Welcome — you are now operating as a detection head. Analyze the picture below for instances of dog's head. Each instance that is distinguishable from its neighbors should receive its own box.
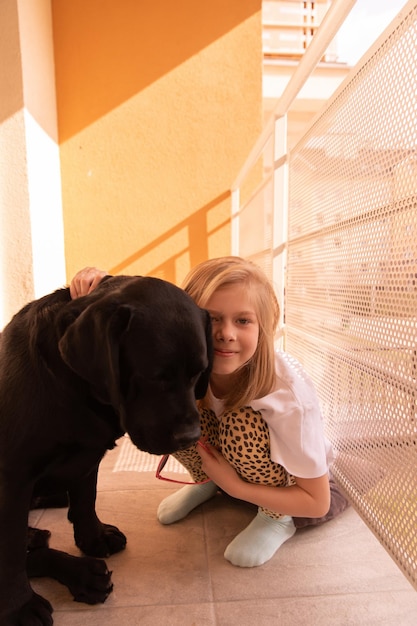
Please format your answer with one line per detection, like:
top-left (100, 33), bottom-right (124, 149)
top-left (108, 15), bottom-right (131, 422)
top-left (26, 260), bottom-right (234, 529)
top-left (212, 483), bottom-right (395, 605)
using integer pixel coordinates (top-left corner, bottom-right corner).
top-left (58, 276), bottom-right (212, 455)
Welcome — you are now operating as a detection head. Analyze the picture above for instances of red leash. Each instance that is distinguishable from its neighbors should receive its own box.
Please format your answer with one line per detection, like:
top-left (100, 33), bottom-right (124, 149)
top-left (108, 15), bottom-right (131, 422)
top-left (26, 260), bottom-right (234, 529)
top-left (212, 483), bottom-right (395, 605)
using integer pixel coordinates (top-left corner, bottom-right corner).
top-left (155, 440), bottom-right (212, 484)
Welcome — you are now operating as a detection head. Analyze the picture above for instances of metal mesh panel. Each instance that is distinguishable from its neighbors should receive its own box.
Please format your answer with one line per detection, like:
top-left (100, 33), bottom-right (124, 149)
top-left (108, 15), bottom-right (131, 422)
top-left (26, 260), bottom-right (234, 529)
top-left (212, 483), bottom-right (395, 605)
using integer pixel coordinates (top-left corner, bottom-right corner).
top-left (234, 132), bottom-right (276, 281)
top-left (238, 176), bottom-right (274, 278)
top-left (286, 4), bottom-right (417, 589)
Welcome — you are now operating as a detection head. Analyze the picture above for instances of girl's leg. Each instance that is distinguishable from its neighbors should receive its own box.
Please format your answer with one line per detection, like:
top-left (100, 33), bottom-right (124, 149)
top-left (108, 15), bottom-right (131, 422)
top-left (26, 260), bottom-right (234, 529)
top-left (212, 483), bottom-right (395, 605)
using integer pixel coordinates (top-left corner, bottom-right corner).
top-left (219, 408), bottom-right (296, 567)
top-left (157, 409), bottom-right (219, 524)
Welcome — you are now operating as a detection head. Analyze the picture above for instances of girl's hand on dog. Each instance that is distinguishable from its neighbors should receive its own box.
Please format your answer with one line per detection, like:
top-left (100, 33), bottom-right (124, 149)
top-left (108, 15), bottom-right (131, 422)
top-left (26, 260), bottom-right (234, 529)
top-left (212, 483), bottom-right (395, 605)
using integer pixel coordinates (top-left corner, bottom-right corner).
top-left (70, 267), bottom-right (107, 299)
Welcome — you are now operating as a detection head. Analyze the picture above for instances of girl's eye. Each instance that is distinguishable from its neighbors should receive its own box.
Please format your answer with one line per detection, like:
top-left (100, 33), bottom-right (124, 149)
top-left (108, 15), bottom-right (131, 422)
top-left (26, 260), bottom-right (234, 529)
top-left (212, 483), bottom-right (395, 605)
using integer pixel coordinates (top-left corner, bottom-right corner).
top-left (237, 318), bottom-right (251, 325)
top-left (210, 316), bottom-right (220, 323)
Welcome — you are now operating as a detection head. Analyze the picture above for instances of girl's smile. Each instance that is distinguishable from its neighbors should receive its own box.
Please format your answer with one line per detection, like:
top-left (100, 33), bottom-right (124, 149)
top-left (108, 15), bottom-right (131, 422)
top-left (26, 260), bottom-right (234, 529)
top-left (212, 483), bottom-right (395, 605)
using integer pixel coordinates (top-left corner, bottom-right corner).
top-left (214, 349), bottom-right (237, 356)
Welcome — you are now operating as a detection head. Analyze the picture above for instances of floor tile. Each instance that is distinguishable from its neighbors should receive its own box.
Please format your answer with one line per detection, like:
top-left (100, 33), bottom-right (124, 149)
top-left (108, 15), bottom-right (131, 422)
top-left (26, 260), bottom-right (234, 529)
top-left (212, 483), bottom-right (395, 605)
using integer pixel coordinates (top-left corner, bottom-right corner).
top-left (27, 444), bottom-right (417, 626)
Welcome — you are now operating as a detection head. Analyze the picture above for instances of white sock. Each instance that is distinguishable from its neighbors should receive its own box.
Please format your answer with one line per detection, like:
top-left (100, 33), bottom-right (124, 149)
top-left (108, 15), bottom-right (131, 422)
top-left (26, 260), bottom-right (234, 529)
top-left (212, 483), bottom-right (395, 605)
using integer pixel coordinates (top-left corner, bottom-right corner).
top-left (157, 481), bottom-right (218, 524)
top-left (224, 511), bottom-right (296, 567)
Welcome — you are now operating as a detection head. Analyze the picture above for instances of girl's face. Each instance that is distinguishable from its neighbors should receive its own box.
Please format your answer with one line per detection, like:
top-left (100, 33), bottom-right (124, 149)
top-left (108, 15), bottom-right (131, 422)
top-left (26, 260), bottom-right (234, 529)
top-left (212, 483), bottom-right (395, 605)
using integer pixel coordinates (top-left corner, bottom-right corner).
top-left (206, 284), bottom-right (259, 382)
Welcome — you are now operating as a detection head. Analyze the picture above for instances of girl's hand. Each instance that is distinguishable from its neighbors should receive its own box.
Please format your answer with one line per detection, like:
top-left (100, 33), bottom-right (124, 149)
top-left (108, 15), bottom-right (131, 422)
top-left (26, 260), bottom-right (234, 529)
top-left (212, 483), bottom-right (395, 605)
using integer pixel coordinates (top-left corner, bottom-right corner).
top-left (197, 441), bottom-right (331, 518)
top-left (69, 267), bottom-right (107, 299)
top-left (196, 441), bottom-right (243, 497)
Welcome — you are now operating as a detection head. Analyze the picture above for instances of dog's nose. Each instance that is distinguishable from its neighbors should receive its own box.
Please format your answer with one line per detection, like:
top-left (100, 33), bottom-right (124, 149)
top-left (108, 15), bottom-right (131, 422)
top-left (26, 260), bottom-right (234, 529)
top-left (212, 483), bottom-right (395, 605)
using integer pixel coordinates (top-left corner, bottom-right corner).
top-left (173, 423), bottom-right (201, 450)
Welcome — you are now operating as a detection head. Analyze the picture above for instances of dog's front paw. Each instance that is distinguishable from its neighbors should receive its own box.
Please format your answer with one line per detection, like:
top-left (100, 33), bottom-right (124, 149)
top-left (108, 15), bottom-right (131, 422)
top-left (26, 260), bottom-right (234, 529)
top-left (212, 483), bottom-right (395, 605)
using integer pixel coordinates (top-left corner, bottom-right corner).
top-left (100, 523), bottom-right (127, 555)
top-left (10, 591), bottom-right (53, 626)
top-left (76, 523), bottom-right (127, 557)
top-left (27, 546), bottom-right (113, 606)
top-left (58, 555), bottom-right (113, 604)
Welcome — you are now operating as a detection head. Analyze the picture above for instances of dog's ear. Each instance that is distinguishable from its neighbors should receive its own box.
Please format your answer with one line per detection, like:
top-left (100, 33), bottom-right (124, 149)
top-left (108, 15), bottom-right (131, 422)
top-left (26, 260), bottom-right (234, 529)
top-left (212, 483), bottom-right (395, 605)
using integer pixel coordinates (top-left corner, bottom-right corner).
top-left (194, 308), bottom-right (213, 399)
top-left (58, 301), bottom-right (132, 406)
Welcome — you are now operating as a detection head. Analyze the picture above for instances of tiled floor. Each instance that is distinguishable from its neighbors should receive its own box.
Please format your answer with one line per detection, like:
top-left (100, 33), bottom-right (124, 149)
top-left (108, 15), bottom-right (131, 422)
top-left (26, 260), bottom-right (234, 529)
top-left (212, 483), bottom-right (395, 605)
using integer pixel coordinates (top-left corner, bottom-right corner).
top-left (29, 443), bottom-right (417, 626)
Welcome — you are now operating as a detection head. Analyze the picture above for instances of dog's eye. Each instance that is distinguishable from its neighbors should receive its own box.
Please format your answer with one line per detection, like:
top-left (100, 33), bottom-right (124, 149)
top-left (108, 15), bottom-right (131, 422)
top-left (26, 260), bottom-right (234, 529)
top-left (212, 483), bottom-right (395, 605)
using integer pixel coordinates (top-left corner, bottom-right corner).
top-left (146, 369), bottom-right (177, 387)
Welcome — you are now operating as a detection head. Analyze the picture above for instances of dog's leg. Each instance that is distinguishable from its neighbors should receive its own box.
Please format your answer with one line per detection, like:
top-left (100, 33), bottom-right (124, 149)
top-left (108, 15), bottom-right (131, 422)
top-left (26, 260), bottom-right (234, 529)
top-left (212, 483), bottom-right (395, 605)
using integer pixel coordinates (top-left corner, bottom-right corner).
top-left (27, 547), bottom-right (113, 604)
top-left (0, 481), bottom-right (53, 625)
top-left (67, 463), bottom-right (126, 557)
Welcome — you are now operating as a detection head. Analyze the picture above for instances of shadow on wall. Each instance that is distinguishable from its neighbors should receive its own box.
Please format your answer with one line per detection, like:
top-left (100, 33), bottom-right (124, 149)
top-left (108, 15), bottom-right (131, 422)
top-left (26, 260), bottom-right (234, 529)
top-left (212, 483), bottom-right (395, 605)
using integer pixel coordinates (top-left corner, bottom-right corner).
top-left (108, 190), bottom-right (231, 284)
top-left (52, 0), bottom-right (260, 142)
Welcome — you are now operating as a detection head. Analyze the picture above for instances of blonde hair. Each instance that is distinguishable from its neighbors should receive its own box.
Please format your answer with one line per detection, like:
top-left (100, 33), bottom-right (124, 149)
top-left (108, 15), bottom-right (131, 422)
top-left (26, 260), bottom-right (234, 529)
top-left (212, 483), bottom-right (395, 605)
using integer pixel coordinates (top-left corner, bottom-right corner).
top-left (182, 256), bottom-right (280, 409)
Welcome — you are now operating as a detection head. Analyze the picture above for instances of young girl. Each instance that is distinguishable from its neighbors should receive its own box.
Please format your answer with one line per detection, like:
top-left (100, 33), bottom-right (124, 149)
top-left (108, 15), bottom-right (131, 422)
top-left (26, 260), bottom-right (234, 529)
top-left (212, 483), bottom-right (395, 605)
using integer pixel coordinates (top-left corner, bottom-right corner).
top-left (70, 258), bottom-right (346, 568)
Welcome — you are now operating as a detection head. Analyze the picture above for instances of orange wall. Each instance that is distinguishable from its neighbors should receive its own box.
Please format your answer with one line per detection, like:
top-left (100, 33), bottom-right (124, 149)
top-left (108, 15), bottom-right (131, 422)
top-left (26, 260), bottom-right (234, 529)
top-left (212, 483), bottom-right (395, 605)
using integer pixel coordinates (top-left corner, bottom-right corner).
top-left (52, 0), bottom-right (262, 285)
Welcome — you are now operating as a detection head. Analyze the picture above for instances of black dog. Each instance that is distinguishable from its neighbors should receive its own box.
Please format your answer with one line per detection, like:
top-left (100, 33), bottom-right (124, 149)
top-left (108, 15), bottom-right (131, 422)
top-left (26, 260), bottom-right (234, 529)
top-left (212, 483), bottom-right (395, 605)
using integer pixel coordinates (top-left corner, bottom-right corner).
top-left (0, 275), bottom-right (212, 625)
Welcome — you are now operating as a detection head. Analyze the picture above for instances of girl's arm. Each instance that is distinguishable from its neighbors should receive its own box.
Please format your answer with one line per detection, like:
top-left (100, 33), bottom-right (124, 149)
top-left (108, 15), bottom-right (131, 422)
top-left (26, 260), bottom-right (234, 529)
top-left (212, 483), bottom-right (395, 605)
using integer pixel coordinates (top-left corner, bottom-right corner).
top-left (197, 443), bottom-right (330, 518)
top-left (69, 267), bottom-right (107, 299)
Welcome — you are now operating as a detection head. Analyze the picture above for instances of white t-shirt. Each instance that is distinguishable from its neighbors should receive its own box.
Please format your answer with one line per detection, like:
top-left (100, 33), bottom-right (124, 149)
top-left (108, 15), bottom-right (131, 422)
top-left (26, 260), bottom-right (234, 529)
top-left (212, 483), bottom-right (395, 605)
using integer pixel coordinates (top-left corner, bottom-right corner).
top-left (209, 351), bottom-right (333, 479)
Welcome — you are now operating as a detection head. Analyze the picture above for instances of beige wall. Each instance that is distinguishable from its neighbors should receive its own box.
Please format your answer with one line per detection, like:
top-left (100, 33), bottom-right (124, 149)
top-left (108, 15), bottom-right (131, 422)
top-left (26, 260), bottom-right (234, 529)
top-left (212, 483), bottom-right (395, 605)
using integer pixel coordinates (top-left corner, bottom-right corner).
top-left (0, 0), bottom-right (64, 328)
top-left (52, 0), bottom-right (263, 284)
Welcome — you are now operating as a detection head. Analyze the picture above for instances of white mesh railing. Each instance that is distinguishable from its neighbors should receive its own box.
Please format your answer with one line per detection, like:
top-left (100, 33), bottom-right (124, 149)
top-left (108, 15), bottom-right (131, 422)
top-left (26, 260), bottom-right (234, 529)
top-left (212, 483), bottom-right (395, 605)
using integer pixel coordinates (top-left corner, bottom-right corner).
top-left (232, 0), bottom-right (417, 590)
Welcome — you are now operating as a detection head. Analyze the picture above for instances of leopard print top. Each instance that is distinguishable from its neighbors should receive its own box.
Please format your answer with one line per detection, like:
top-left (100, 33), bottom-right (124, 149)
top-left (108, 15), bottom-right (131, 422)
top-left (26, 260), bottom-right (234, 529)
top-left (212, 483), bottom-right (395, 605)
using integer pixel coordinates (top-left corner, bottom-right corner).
top-left (172, 407), bottom-right (295, 519)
